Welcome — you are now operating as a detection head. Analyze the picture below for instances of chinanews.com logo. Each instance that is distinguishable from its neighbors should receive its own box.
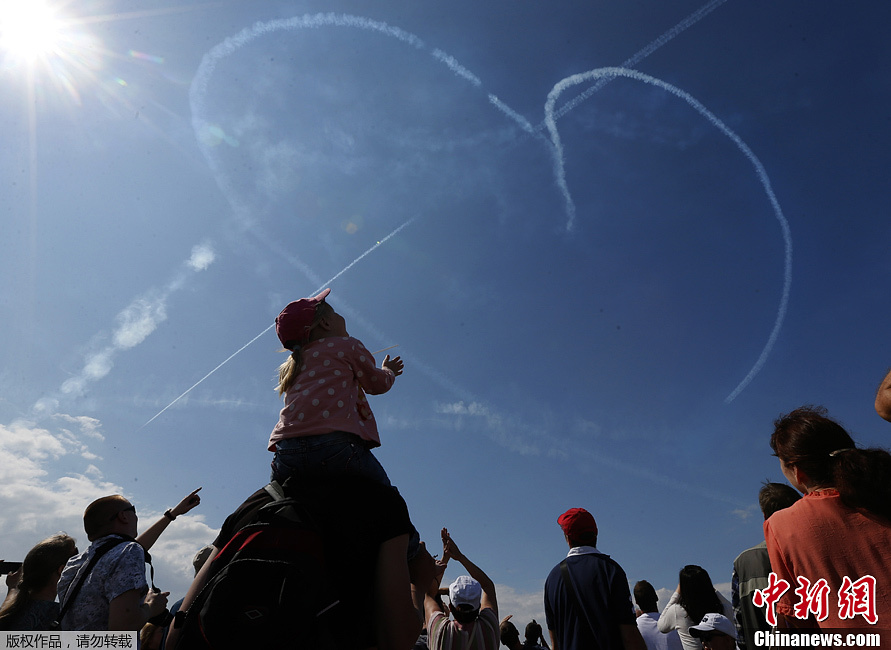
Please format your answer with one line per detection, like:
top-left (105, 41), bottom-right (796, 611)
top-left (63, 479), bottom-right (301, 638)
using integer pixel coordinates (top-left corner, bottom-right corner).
top-left (753, 630), bottom-right (881, 647)
top-left (750, 573), bottom-right (882, 648)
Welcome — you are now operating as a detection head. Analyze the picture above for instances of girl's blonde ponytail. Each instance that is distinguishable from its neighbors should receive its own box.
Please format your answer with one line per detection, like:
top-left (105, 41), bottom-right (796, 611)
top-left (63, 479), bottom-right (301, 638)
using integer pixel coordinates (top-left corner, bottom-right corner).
top-left (275, 301), bottom-right (333, 396)
top-left (276, 350), bottom-right (302, 396)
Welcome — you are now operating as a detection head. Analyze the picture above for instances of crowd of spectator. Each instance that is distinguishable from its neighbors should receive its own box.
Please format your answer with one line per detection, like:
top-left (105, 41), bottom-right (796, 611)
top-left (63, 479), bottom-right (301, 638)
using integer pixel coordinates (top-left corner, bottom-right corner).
top-left (3, 363), bottom-right (890, 649)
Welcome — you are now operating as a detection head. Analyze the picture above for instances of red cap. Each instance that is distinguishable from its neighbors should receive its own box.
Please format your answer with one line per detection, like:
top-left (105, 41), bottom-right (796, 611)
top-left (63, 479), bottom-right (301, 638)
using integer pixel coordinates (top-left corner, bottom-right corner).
top-left (557, 508), bottom-right (597, 538)
top-left (275, 288), bottom-right (331, 348)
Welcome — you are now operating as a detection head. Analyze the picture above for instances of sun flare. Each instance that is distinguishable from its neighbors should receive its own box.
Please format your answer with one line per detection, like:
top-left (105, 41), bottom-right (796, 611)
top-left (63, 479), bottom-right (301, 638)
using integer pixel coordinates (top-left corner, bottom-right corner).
top-left (0, 0), bottom-right (67, 61)
top-left (0, 0), bottom-right (65, 62)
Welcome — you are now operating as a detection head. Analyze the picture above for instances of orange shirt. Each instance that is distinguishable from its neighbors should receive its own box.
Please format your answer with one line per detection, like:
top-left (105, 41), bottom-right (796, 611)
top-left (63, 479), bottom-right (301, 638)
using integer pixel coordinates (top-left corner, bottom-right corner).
top-left (764, 488), bottom-right (891, 633)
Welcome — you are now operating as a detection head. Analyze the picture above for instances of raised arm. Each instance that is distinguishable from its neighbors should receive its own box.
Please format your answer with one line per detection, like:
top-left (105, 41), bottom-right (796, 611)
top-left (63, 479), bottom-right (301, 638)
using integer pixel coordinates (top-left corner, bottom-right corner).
top-left (423, 548), bottom-right (450, 627)
top-left (876, 368), bottom-right (891, 421)
top-left (441, 528), bottom-right (497, 617)
top-left (165, 543), bottom-right (219, 649)
top-left (136, 488), bottom-right (202, 551)
top-left (108, 587), bottom-right (168, 631)
top-left (3, 567), bottom-right (21, 609)
top-left (657, 589), bottom-right (681, 633)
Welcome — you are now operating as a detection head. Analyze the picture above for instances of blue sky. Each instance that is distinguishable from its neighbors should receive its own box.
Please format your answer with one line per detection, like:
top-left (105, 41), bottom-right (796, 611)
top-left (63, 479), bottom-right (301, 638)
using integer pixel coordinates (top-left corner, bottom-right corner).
top-left (2, 0), bottom-right (890, 627)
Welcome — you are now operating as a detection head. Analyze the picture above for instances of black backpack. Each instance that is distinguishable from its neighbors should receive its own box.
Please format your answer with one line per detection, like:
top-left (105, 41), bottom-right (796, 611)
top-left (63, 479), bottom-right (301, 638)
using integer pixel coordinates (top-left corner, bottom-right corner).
top-left (173, 481), bottom-right (345, 649)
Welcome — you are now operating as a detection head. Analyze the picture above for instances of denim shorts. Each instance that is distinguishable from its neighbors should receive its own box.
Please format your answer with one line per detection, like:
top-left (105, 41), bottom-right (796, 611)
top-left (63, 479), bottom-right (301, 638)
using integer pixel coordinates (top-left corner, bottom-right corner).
top-left (270, 431), bottom-right (420, 559)
top-left (271, 431), bottom-right (391, 486)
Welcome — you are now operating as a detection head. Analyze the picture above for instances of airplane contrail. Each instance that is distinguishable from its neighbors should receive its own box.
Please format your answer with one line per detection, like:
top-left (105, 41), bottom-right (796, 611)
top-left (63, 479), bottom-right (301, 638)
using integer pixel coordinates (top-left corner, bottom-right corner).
top-left (140, 217), bottom-right (417, 429)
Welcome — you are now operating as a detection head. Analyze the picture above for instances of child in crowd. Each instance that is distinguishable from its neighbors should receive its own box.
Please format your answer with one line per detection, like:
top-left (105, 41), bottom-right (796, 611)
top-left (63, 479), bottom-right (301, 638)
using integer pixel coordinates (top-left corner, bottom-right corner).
top-left (270, 287), bottom-right (403, 482)
top-left (269, 288), bottom-right (419, 554)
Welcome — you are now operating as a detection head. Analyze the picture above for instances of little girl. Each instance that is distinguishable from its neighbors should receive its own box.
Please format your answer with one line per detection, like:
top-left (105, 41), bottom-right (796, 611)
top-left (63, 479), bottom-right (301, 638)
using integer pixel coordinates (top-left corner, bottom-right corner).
top-left (269, 287), bottom-right (405, 489)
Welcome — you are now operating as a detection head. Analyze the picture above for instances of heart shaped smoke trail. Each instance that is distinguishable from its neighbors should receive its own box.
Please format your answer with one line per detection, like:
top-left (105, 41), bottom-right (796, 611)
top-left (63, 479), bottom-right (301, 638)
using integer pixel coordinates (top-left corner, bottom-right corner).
top-left (145, 2), bottom-right (790, 429)
top-left (544, 66), bottom-right (791, 402)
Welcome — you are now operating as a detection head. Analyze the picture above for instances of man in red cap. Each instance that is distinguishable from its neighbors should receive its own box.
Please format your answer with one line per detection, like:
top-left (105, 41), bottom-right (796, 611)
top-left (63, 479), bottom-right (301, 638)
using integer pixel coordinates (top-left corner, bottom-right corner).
top-left (544, 508), bottom-right (646, 650)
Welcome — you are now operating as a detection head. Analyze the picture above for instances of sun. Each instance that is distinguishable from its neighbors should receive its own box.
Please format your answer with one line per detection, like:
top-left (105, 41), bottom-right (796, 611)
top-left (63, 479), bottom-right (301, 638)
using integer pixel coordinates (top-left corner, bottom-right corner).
top-left (0, 0), bottom-right (65, 63)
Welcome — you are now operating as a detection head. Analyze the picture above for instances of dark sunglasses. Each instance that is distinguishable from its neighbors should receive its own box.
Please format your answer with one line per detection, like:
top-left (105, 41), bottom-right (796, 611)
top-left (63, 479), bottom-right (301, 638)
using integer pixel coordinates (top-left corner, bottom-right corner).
top-left (110, 504), bottom-right (136, 521)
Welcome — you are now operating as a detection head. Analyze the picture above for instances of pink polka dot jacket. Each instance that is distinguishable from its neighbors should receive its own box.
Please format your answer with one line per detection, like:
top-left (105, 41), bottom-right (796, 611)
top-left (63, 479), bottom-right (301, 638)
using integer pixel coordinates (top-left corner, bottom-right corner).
top-left (268, 336), bottom-right (396, 450)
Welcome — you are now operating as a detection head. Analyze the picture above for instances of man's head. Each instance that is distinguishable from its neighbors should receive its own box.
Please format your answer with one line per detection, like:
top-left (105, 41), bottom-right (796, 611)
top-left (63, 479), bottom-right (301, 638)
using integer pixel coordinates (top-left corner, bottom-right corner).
top-left (758, 481), bottom-right (801, 520)
top-left (689, 613), bottom-right (737, 650)
top-left (192, 545), bottom-right (215, 575)
top-left (449, 575), bottom-right (482, 624)
top-left (83, 495), bottom-right (137, 541)
top-left (557, 507), bottom-right (598, 548)
top-left (633, 580), bottom-right (659, 614)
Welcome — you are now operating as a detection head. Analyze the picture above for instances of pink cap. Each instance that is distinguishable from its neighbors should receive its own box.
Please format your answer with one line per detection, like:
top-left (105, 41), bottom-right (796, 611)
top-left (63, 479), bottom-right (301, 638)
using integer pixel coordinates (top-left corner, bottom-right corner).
top-left (275, 288), bottom-right (331, 348)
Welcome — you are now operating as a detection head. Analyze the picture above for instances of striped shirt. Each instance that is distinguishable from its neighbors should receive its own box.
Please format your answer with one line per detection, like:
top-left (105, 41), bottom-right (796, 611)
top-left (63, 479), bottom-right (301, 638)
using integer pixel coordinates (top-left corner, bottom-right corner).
top-left (428, 607), bottom-right (499, 650)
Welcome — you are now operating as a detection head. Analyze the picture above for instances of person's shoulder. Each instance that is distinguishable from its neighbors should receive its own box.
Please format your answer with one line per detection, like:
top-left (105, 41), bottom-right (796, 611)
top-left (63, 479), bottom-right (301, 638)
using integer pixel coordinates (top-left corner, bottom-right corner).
top-left (427, 609), bottom-right (449, 633)
top-left (580, 550), bottom-right (630, 578)
top-left (91, 536), bottom-right (143, 563)
top-left (733, 540), bottom-right (768, 564)
top-left (62, 548), bottom-right (88, 573)
top-left (215, 486), bottom-right (275, 546)
top-left (479, 607), bottom-right (499, 625)
top-left (545, 559), bottom-right (565, 583)
top-left (764, 496), bottom-right (809, 532)
top-left (101, 540), bottom-right (147, 577)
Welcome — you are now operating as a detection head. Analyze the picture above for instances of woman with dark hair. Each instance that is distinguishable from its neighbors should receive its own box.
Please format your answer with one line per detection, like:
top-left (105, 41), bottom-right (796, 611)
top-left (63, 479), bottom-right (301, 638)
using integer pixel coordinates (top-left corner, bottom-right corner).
top-left (0, 534), bottom-right (77, 631)
top-left (658, 566), bottom-right (732, 650)
top-left (765, 405), bottom-right (891, 631)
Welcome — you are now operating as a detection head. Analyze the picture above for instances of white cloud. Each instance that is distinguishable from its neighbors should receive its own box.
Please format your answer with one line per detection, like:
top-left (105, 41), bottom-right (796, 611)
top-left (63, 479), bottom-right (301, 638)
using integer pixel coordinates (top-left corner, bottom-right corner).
top-left (187, 243), bottom-right (216, 271)
top-left (435, 401), bottom-right (488, 416)
top-left (0, 416), bottom-right (219, 600)
top-left (655, 586), bottom-right (676, 608)
top-left (435, 400), bottom-right (542, 456)
top-left (732, 504), bottom-right (758, 522)
top-left (54, 414), bottom-right (105, 440)
top-left (38, 243), bottom-right (218, 410)
top-left (0, 418), bottom-right (121, 540)
top-left (113, 297), bottom-right (167, 349)
top-left (82, 349), bottom-right (114, 380)
top-left (495, 583), bottom-right (546, 630)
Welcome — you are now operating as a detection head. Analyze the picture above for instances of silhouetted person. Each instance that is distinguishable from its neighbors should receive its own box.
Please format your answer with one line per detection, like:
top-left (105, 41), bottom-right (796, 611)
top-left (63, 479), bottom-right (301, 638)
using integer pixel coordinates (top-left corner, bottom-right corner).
top-left (544, 508), bottom-right (645, 650)
top-left (730, 482), bottom-right (799, 650)
top-left (633, 580), bottom-right (681, 650)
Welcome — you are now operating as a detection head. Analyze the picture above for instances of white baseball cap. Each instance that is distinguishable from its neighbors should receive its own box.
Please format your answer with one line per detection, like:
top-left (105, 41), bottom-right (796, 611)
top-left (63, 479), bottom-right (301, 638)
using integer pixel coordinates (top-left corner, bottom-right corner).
top-left (689, 613), bottom-right (737, 639)
top-left (449, 575), bottom-right (482, 610)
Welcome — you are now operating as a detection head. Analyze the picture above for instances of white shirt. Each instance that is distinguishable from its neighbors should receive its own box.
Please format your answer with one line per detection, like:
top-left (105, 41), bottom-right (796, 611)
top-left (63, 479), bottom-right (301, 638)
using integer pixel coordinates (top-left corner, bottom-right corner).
top-left (637, 612), bottom-right (683, 650)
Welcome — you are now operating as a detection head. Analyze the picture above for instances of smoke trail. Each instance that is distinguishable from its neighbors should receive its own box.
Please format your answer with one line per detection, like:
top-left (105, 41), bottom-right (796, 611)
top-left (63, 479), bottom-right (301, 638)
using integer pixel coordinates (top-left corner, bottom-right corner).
top-left (488, 94), bottom-right (536, 134)
top-left (432, 49), bottom-right (482, 87)
top-left (547, 0), bottom-right (729, 126)
top-left (189, 13), bottom-right (536, 191)
top-left (546, 66), bottom-right (791, 401)
top-left (140, 217), bottom-right (417, 428)
top-left (191, 13), bottom-right (425, 124)
top-left (543, 0), bottom-right (731, 231)
top-left (542, 93), bottom-right (576, 231)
